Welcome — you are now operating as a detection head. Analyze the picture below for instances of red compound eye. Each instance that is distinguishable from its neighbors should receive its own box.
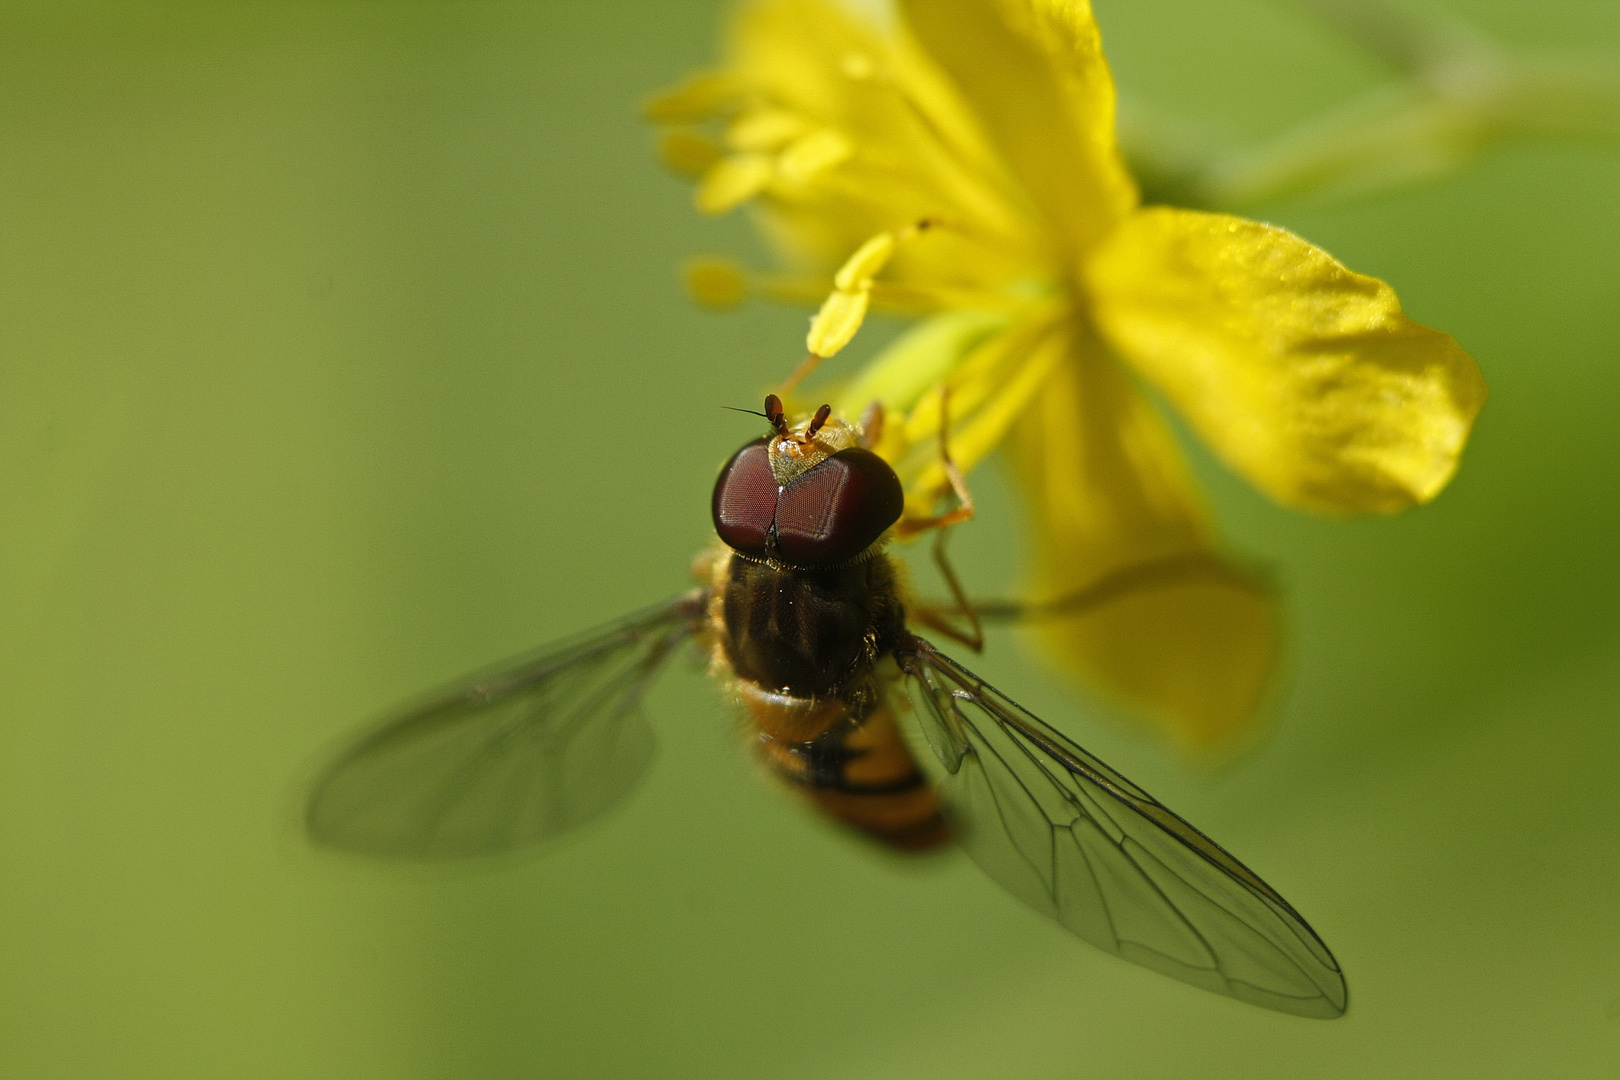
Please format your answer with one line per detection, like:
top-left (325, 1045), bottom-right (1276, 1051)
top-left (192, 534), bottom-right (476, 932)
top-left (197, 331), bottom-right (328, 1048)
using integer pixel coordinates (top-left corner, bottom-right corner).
top-left (713, 440), bottom-right (903, 565)
top-left (773, 448), bottom-right (903, 566)
top-left (711, 438), bottom-right (778, 557)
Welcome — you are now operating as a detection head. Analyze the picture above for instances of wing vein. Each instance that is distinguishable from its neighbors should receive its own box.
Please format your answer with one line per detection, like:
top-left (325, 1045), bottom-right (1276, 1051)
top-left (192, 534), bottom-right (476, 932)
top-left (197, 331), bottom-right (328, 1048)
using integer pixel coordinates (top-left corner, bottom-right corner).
top-left (895, 637), bottom-right (1346, 1018)
top-left (305, 591), bottom-right (705, 858)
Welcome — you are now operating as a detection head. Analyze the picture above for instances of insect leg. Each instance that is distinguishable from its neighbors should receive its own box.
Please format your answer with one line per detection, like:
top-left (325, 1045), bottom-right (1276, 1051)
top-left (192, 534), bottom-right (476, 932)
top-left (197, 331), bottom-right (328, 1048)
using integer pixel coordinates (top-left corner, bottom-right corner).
top-left (892, 386), bottom-right (985, 650)
top-left (857, 400), bottom-right (884, 450)
top-left (895, 385), bottom-right (975, 539)
top-left (956, 551), bottom-right (1267, 624)
top-left (904, 529), bottom-right (985, 651)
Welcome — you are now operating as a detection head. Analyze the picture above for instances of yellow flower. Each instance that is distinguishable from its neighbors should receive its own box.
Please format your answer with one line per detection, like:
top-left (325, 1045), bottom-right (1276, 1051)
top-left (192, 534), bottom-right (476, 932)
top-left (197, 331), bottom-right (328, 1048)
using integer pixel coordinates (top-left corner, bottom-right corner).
top-left (648, 0), bottom-right (1486, 750)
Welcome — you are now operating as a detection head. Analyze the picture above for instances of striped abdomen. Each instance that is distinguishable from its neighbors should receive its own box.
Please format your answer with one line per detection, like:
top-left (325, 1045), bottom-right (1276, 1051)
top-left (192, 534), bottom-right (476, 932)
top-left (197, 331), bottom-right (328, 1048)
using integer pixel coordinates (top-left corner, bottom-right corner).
top-left (737, 682), bottom-right (950, 852)
top-left (712, 548), bottom-right (947, 851)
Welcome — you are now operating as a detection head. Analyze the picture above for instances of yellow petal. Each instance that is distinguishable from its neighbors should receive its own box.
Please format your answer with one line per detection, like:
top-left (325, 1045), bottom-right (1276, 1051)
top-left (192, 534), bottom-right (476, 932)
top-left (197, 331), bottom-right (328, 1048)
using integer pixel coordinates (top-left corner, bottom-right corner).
top-left (1005, 328), bottom-right (1280, 749)
top-left (1086, 207), bottom-right (1488, 514)
top-left (899, 0), bottom-right (1138, 257)
top-left (724, 0), bottom-right (1041, 289)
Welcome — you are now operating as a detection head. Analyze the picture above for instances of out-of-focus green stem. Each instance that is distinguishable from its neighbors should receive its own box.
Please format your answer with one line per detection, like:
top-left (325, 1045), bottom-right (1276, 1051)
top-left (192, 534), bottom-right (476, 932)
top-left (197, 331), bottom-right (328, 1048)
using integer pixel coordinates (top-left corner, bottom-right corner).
top-left (1121, 0), bottom-right (1620, 210)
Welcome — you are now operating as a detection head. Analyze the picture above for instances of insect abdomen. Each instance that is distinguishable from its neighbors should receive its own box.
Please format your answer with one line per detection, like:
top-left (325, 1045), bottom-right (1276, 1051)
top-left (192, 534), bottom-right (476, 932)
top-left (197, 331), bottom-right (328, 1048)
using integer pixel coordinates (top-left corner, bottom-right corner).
top-left (741, 685), bottom-right (951, 852)
top-left (713, 548), bottom-right (943, 849)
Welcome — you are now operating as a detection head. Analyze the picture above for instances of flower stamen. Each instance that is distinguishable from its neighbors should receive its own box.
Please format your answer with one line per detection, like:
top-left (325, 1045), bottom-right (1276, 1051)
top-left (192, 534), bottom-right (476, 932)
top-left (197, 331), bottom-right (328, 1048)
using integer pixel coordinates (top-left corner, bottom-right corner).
top-left (775, 129), bottom-right (853, 183)
top-left (683, 257), bottom-right (750, 309)
top-left (777, 351), bottom-right (823, 397)
top-left (696, 153), bottom-right (774, 213)
top-left (807, 219), bottom-right (940, 358)
top-left (658, 129), bottom-right (723, 178)
top-left (642, 71), bottom-right (741, 124)
top-left (726, 108), bottom-right (809, 152)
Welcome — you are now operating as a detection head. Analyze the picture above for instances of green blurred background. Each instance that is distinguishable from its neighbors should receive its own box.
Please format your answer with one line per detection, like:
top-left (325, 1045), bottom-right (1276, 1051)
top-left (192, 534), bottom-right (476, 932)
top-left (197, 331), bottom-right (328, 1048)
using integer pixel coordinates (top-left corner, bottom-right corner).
top-left (3, 1), bottom-right (1618, 1076)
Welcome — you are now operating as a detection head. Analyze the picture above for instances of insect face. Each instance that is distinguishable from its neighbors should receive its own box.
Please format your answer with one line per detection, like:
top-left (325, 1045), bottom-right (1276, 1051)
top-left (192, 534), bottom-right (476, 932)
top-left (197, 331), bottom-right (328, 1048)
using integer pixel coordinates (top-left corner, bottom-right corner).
top-left (711, 401), bottom-right (904, 567)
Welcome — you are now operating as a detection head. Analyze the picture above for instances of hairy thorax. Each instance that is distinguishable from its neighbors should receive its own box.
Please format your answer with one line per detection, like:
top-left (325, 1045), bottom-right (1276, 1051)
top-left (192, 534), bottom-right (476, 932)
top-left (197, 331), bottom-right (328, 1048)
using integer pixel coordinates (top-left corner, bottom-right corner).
top-left (711, 549), bottom-right (905, 704)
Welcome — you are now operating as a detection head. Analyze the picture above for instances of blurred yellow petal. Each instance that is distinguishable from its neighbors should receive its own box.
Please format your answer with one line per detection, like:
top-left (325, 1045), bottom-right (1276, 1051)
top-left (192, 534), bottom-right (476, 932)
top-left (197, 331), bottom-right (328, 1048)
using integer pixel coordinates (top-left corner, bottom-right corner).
top-left (900, 0), bottom-right (1137, 257)
top-left (1006, 329), bottom-right (1280, 749)
top-left (1087, 207), bottom-right (1488, 514)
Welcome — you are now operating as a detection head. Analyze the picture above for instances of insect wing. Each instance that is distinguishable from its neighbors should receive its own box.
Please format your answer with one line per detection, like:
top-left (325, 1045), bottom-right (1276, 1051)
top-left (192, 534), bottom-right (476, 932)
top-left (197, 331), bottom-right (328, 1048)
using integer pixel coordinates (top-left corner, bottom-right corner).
top-left (306, 591), bottom-right (707, 858)
top-left (898, 642), bottom-right (1347, 1018)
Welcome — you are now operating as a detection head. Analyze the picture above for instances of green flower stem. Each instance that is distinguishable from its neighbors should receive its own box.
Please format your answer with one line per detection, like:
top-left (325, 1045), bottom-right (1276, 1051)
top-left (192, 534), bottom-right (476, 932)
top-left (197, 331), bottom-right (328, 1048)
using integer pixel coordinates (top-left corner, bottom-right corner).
top-left (1120, 0), bottom-right (1620, 210)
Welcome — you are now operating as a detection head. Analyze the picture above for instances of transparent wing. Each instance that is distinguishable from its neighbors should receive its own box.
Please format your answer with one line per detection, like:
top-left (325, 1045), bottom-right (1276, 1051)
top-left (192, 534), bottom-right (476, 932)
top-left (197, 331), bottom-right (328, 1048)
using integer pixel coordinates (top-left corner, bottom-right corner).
top-left (897, 640), bottom-right (1347, 1018)
top-left (306, 590), bottom-right (708, 859)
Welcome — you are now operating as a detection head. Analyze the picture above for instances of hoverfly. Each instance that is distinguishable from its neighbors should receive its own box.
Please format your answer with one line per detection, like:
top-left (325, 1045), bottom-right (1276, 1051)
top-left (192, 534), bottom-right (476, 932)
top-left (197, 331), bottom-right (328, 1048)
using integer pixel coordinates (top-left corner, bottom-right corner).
top-left (306, 394), bottom-right (1347, 1018)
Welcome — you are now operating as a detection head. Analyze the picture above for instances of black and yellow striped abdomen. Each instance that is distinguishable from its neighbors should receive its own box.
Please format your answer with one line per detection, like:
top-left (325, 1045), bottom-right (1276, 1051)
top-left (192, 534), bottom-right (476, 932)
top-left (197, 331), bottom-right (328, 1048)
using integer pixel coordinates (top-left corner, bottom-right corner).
top-left (712, 549), bottom-right (950, 852)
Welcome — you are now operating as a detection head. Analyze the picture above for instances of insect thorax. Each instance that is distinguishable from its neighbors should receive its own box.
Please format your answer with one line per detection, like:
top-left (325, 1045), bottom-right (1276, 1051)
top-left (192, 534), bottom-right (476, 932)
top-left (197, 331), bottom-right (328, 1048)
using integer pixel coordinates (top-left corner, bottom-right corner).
top-left (714, 549), bottom-right (904, 702)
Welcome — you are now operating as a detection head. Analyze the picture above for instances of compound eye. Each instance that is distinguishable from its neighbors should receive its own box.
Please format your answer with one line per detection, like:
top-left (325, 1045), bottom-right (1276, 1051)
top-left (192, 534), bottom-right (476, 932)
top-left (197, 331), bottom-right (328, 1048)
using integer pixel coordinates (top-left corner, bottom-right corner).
top-left (711, 438), bottom-right (778, 557)
top-left (774, 448), bottom-right (903, 566)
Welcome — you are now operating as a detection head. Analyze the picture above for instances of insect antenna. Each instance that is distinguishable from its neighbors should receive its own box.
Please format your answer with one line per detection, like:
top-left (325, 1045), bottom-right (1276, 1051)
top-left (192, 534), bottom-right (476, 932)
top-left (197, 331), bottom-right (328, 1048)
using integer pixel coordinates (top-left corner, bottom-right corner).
top-left (763, 394), bottom-right (789, 436)
top-left (805, 404), bottom-right (832, 440)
